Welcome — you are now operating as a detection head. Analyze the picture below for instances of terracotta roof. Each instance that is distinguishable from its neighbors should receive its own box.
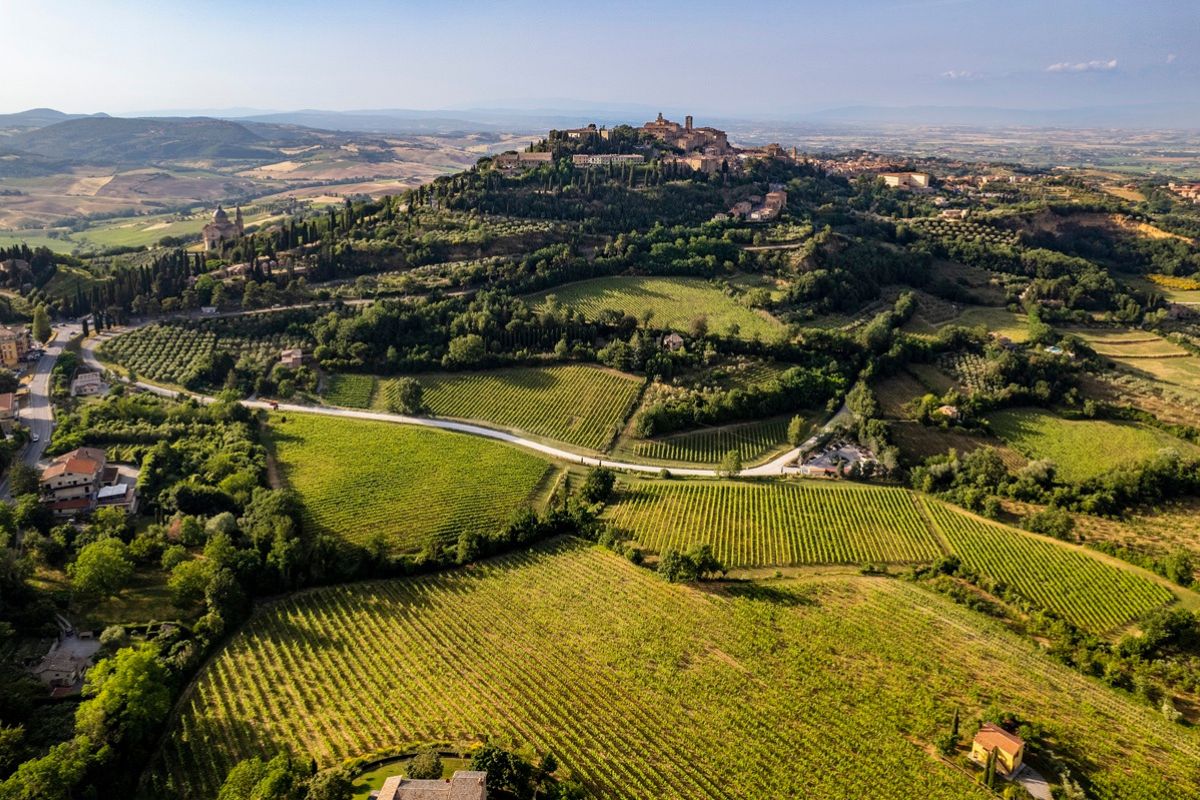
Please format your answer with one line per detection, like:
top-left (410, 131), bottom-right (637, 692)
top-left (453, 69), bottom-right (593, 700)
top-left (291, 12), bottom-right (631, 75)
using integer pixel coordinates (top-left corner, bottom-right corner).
top-left (0, 392), bottom-right (13, 413)
top-left (42, 457), bottom-right (101, 480)
top-left (42, 447), bottom-right (106, 480)
top-left (49, 498), bottom-right (92, 511)
top-left (973, 723), bottom-right (1024, 757)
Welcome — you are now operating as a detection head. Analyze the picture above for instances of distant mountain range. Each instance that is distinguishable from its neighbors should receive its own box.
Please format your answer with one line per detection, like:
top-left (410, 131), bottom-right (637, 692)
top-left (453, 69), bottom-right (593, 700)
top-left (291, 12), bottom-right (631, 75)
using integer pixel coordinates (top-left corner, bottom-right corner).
top-left (0, 108), bottom-right (110, 129)
top-left (0, 114), bottom-right (337, 171)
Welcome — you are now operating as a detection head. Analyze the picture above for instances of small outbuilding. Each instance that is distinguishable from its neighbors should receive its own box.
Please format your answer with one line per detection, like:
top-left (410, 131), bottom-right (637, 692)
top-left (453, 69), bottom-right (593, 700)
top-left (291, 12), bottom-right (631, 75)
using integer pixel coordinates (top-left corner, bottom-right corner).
top-left (280, 348), bottom-right (304, 369)
top-left (662, 333), bottom-right (685, 352)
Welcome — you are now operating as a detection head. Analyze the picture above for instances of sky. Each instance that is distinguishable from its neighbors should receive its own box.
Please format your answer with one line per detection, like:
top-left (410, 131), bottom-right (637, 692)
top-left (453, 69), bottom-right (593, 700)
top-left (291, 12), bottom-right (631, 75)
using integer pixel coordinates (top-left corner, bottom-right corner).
top-left (2, 0), bottom-right (1197, 117)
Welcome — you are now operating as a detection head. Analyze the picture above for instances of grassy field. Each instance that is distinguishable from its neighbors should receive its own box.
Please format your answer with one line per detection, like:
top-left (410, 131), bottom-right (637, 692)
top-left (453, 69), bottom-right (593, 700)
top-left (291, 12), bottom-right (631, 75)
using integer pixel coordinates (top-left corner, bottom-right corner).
top-left (987, 408), bottom-right (1198, 483)
top-left (528, 276), bottom-right (784, 339)
top-left (42, 264), bottom-right (109, 298)
top-left (269, 413), bottom-right (553, 554)
top-left (1062, 328), bottom-right (1189, 358)
top-left (889, 422), bottom-right (1027, 470)
top-left (606, 480), bottom-right (943, 567)
top-left (620, 416), bottom-right (796, 466)
top-left (147, 542), bottom-right (1200, 800)
top-left (380, 365), bottom-right (644, 452)
top-left (351, 757), bottom-right (473, 800)
top-left (922, 499), bottom-right (1174, 633)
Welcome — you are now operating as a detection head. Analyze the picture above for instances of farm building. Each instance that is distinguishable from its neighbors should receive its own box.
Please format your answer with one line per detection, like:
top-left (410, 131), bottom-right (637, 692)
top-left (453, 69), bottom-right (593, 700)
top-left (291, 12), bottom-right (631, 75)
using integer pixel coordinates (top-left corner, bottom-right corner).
top-left (31, 647), bottom-right (92, 689)
top-left (662, 332), bottom-right (685, 351)
top-left (280, 348), bottom-right (304, 369)
top-left (937, 404), bottom-right (960, 420)
top-left (70, 371), bottom-right (105, 397)
top-left (376, 770), bottom-right (487, 800)
top-left (970, 723), bottom-right (1025, 777)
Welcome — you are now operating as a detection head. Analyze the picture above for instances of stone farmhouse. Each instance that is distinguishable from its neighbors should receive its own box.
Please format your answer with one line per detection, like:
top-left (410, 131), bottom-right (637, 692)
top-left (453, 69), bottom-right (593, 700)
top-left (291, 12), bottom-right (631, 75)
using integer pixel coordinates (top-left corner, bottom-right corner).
top-left (202, 205), bottom-right (244, 251)
top-left (375, 770), bottom-right (487, 800)
top-left (70, 371), bottom-right (105, 397)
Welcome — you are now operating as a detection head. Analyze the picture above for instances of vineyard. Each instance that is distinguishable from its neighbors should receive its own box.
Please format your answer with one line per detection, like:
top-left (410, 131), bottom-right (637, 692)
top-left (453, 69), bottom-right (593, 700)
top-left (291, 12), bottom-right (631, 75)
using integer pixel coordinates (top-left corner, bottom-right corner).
top-left (605, 481), bottom-right (943, 567)
top-left (269, 413), bottom-right (552, 554)
top-left (147, 542), bottom-right (1200, 800)
top-left (527, 276), bottom-right (784, 340)
top-left (987, 407), bottom-right (1199, 483)
top-left (1060, 328), bottom-right (1189, 358)
top-left (322, 374), bottom-right (376, 408)
top-left (100, 317), bottom-right (310, 387)
top-left (922, 499), bottom-right (1174, 633)
top-left (909, 217), bottom-right (1020, 247)
top-left (387, 365), bottom-right (644, 451)
top-left (625, 416), bottom-right (794, 465)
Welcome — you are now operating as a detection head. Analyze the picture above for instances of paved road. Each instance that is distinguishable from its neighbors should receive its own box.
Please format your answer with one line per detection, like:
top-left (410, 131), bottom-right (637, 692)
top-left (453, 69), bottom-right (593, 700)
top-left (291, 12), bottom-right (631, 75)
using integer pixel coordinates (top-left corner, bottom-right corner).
top-left (0, 328), bottom-right (67, 500)
top-left (79, 327), bottom-right (832, 478)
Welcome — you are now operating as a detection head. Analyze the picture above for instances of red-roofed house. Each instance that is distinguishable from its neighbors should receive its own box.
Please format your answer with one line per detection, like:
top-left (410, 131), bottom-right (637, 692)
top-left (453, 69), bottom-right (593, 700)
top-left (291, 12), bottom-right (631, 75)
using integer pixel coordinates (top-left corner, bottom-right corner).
top-left (970, 722), bottom-right (1025, 777)
top-left (40, 447), bottom-right (107, 516)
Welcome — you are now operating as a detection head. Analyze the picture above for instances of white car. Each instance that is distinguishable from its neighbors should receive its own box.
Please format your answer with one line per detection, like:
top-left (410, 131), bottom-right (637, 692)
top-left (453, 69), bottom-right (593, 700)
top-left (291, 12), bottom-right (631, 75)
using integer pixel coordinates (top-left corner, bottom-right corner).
top-left (30, 433), bottom-right (39, 442)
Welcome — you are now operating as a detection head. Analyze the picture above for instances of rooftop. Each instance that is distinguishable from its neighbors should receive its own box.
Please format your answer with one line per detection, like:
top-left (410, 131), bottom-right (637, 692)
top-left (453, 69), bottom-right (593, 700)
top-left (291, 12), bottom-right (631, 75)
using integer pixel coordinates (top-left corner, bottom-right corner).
top-left (377, 770), bottom-right (487, 800)
top-left (973, 722), bottom-right (1024, 757)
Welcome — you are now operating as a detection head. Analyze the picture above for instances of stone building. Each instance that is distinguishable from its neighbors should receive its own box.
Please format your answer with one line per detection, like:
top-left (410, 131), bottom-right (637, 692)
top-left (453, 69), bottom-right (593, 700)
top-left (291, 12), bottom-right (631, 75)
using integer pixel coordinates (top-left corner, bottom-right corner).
top-left (202, 205), bottom-right (244, 251)
top-left (640, 113), bottom-right (730, 153)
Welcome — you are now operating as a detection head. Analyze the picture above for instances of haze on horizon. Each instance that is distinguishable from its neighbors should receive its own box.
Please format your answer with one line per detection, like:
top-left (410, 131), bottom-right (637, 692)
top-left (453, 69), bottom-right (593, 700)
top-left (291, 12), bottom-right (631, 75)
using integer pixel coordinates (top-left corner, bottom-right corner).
top-left (2, 0), bottom-right (1198, 120)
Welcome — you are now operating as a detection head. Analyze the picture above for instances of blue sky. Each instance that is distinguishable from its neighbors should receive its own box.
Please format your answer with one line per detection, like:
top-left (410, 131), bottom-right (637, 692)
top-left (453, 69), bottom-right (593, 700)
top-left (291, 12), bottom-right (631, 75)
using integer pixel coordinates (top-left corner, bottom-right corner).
top-left (2, 0), bottom-right (1196, 115)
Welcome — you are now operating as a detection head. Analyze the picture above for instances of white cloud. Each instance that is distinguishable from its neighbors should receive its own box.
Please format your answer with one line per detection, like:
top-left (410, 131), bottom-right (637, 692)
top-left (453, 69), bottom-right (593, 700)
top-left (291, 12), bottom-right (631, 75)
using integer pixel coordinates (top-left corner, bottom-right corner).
top-left (1166, 53), bottom-right (1177, 64)
top-left (942, 70), bottom-right (980, 80)
top-left (1046, 59), bottom-right (1118, 73)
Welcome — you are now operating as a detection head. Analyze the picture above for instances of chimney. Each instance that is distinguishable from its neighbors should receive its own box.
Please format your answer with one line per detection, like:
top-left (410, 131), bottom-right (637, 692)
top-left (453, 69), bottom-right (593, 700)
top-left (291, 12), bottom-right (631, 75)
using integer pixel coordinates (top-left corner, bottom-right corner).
top-left (685, 115), bottom-right (693, 130)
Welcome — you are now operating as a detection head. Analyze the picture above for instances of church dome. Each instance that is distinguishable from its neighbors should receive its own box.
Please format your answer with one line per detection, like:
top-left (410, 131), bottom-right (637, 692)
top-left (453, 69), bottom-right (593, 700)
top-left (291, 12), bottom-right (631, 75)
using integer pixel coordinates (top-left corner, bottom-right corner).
top-left (213, 205), bottom-right (228, 223)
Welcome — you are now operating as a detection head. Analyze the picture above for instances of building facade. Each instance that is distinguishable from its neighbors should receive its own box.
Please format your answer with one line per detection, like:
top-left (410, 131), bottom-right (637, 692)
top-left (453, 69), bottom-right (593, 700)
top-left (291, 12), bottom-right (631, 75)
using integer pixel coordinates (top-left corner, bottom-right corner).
top-left (40, 447), bottom-right (107, 516)
top-left (0, 324), bottom-right (30, 369)
top-left (202, 206), bottom-right (244, 251)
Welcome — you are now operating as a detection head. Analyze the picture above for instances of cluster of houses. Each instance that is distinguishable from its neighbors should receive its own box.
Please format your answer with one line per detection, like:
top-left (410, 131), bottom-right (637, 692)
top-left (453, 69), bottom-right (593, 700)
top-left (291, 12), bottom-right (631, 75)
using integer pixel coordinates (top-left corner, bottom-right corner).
top-left (39, 446), bottom-right (138, 517)
top-left (495, 111), bottom-right (803, 177)
top-left (1167, 181), bottom-right (1200, 204)
top-left (375, 770), bottom-right (487, 800)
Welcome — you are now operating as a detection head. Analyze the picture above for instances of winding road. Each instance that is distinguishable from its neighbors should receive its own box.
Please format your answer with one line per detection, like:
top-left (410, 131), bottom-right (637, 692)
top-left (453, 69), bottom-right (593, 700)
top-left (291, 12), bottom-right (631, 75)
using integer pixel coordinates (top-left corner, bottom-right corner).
top-left (0, 327), bottom-right (68, 500)
top-left (79, 321), bottom-right (833, 478)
